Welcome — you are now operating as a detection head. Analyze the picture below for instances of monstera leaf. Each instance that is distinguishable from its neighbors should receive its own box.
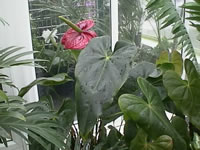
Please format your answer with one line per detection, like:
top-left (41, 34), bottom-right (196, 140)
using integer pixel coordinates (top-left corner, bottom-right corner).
top-left (130, 129), bottom-right (173, 150)
top-left (119, 77), bottom-right (186, 150)
top-left (75, 36), bottom-right (137, 137)
top-left (163, 59), bottom-right (200, 130)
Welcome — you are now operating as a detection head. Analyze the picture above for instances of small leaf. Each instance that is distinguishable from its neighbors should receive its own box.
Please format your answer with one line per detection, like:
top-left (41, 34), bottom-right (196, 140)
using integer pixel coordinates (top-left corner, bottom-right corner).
top-left (171, 116), bottom-right (190, 149)
top-left (19, 73), bottom-right (73, 97)
top-left (0, 90), bottom-right (8, 102)
top-left (130, 129), bottom-right (173, 150)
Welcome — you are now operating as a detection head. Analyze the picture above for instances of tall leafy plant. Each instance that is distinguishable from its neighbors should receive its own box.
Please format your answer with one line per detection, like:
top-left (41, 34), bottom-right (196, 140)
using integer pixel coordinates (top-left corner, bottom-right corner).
top-left (146, 0), bottom-right (198, 63)
top-left (0, 46), bottom-right (72, 149)
top-left (0, 20), bottom-right (72, 149)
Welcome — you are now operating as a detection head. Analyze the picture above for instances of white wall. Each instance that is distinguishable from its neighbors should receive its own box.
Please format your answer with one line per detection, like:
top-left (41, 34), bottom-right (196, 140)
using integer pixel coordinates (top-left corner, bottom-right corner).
top-left (0, 0), bottom-right (38, 102)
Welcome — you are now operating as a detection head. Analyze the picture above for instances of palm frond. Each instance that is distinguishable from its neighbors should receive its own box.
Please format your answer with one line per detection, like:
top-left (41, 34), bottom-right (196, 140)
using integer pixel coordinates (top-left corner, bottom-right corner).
top-left (0, 46), bottom-right (44, 69)
top-left (0, 17), bottom-right (9, 26)
top-left (183, 1), bottom-right (200, 32)
top-left (0, 73), bottom-right (16, 88)
top-left (146, 0), bottom-right (198, 63)
top-left (0, 91), bottom-right (66, 149)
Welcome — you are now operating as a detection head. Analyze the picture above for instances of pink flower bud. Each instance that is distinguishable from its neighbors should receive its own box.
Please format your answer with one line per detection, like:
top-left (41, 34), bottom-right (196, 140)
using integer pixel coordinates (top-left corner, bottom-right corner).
top-left (61, 19), bottom-right (97, 50)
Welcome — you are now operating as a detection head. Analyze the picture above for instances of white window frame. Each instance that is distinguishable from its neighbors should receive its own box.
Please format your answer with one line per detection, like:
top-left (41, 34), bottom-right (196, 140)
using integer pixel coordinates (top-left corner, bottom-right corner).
top-left (111, 0), bottom-right (119, 50)
top-left (0, 0), bottom-right (39, 149)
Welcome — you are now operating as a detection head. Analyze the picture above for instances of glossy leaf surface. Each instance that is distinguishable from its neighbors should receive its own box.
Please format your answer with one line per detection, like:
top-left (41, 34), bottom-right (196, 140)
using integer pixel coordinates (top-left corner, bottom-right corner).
top-left (119, 77), bottom-right (186, 150)
top-left (163, 59), bottom-right (200, 129)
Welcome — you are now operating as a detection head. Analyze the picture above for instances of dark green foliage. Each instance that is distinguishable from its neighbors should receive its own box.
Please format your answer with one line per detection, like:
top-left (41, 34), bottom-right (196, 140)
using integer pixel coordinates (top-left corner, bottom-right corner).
top-left (75, 36), bottom-right (137, 137)
top-left (119, 78), bottom-right (187, 150)
top-left (163, 59), bottom-right (200, 130)
top-left (130, 129), bottom-right (173, 150)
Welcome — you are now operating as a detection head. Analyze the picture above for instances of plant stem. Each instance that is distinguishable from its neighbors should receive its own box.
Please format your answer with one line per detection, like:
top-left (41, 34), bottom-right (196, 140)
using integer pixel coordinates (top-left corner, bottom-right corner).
top-left (59, 16), bottom-right (82, 33)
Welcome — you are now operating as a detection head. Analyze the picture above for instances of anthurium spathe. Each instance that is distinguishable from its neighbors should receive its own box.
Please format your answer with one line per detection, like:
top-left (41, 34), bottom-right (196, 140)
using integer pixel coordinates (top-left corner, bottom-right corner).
top-left (59, 16), bottom-right (97, 50)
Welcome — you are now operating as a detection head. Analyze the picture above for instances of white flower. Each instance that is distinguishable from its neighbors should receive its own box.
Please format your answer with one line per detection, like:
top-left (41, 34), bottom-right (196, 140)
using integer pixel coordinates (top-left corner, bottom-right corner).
top-left (42, 29), bottom-right (58, 43)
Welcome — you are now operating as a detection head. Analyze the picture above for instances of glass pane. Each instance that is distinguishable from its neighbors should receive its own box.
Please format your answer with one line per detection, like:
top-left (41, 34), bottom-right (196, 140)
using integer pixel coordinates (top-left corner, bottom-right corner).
top-left (118, 0), bottom-right (143, 47)
top-left (118, 0), bottom-right (156, 63)
top-left (28, 0), bottom-right (111, 104)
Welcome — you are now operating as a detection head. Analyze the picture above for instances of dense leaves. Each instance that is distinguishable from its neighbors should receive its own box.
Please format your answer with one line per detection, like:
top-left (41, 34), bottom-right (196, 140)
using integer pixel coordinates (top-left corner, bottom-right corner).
top-left (130, 129), bottom-right (173, 150)
top-left (119, 77), bottom-right (187, 150)
top-left (0, 90), bottom-right (66, 150)
top-left (163, 59), bottom-right (200, 130)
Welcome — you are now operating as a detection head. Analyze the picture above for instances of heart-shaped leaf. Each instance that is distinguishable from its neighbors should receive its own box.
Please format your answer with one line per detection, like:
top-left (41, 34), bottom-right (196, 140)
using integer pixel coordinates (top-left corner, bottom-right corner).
top-left (75, 36), bottom-right (137, 137)
top-left (119, 77), bottom-right (186, 150)
top-left (156, 51), bottom-right (183, 75)
top-left (171, 116), bottom-right (190, 148)
top-left (163, 59), bottom-right (200, 129)
top-left (130, 129), bottom-right (173, 150)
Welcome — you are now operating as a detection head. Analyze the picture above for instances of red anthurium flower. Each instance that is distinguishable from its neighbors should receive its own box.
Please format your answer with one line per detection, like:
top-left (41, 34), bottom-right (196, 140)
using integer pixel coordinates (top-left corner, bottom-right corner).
top-left (61, 19), bottom-right (97, 50)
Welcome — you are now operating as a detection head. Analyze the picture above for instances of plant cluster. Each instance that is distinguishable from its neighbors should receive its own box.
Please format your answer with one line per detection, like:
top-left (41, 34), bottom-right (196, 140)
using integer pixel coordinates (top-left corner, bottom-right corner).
top-left (1, 0), bottom-right (200, 150)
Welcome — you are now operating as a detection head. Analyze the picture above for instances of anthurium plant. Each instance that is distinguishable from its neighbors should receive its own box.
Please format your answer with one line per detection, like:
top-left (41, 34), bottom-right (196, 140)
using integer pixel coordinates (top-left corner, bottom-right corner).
top-left (28, 1), bottom-right (200, 149)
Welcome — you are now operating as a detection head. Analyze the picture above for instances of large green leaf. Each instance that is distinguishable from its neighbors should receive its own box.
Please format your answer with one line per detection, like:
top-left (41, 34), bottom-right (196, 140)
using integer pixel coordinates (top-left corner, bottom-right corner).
top-left (119, 77), bottom-right (187, 150)
top-left (171, 116), bottom-right (190, 149)
top-left (163, 59), bottom-right (200, 129)
top-left (156, 51), bottom-right (183, 75)
top-left (19, 73), bottom-right (73, 97)
top-left (130, 129), bottom-right (173, 150)
top-left (75, 36), bottom-right (137, 137)
top-left (129, 61), bottom-right (156, 79)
